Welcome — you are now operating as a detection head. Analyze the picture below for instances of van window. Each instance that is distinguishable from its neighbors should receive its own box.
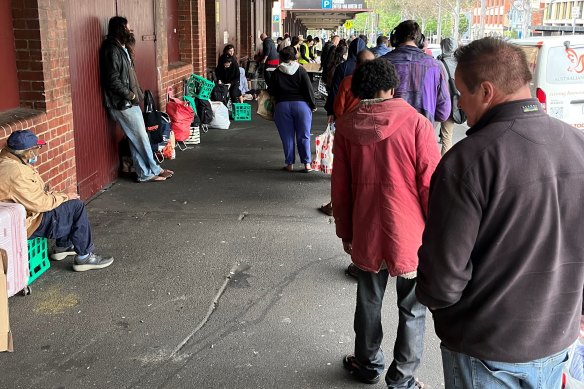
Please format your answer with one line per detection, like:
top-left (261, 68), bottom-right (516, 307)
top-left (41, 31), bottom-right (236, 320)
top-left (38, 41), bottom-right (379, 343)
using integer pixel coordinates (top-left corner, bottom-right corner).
top-left (547, 46), bottom-right (584, 84)
top-left (520, 46), bottom-right (539, 75)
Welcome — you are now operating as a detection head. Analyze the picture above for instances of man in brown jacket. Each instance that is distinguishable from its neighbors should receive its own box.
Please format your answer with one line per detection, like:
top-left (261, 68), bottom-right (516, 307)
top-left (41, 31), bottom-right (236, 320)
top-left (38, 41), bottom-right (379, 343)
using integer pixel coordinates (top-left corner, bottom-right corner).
top-left (0, 130), bottom-right (113, 272)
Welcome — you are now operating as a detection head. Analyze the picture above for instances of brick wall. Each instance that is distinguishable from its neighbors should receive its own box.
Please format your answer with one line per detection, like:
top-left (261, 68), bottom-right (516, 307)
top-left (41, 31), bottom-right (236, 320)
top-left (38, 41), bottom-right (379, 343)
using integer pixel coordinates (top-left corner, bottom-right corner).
top-left (0, 0), bottom-right (76, 193)
top-left (531, 8), bottom-right (543, 26)
top-left (192, 0), bottom-right (207, 76)
top-left (156, 0), bottom-right (207, 110)
top-left (2, 0), bottom-right (213, 194)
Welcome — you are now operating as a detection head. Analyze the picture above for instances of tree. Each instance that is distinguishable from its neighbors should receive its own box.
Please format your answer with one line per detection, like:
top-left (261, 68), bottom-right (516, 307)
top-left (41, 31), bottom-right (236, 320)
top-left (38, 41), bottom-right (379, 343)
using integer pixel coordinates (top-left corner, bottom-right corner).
top-left (349, 0), bottom-right (472, 44)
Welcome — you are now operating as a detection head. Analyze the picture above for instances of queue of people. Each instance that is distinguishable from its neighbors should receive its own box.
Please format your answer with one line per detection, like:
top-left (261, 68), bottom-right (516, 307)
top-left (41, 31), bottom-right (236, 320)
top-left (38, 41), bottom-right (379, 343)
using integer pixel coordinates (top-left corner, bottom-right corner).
top-left (1, 16), bottom-right (583, 389)
top-left (316, 20), bottom-right (584, 389)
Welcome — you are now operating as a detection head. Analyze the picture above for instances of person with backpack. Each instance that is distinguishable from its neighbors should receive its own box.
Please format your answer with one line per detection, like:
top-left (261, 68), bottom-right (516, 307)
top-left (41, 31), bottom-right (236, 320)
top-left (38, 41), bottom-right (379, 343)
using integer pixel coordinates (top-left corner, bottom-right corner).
top-left (437, 37), bottom-right (466, 155)
top-left (380, 20), bottom-right (450, 124)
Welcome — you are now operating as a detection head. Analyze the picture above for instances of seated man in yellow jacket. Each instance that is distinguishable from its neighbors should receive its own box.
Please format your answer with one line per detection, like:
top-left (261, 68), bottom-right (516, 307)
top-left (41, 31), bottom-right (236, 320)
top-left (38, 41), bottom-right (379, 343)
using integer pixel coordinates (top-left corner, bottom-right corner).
top-left (0, 130), bottom-right (113, 272)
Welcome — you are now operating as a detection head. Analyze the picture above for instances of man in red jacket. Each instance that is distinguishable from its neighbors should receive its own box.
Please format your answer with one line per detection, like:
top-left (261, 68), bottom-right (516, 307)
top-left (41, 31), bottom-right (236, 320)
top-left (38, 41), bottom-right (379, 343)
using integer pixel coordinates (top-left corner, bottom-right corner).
top-left (332, 59), bottom-right (440, 388)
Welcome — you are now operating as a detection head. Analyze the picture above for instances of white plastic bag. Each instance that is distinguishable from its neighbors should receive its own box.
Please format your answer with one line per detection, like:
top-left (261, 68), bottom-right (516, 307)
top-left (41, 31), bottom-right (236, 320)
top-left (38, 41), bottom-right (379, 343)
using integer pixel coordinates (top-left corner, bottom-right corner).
top-left (209, 101), bottom-right (230, 129)
top-left (564, 336), bottom-right (584, 389)
top-left (311, 123), bottom-right (334, 174)
top-left (257, 90), bottom-right (275, 121)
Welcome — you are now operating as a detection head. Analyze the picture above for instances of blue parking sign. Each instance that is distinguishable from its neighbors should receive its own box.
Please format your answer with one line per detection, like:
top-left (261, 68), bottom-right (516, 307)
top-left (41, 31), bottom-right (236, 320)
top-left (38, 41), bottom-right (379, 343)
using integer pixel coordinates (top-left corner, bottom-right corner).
top-left (322, 0), bottom-right (332, 9)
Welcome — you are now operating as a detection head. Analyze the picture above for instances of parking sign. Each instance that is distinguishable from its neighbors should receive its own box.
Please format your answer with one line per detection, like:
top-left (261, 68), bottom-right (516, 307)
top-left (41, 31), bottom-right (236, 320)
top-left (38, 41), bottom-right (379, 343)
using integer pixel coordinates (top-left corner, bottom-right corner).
top-left (322, 0), bottom-right (332, 9)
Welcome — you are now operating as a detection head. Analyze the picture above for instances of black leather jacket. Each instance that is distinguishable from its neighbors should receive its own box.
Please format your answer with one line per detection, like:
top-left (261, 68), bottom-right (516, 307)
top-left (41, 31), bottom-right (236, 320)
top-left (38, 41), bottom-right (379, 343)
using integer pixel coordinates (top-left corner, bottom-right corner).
top-left (99, 38), bottom-right (134, 110)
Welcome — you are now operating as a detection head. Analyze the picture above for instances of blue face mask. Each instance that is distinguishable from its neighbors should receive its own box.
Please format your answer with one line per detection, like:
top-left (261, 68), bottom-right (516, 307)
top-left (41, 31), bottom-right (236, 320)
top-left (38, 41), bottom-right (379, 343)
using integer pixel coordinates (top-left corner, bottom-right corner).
top-left (28, 154), bottom-right (38, 165)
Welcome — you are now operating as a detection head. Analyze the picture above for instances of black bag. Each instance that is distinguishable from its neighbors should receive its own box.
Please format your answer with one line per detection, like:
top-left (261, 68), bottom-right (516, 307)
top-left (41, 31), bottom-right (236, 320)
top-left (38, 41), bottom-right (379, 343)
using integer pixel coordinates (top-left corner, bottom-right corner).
top-left (211, 83), bottom-right (229, 106)
top-left (147, 111), bottom-right (171, 145)
top-left (149, 119), bottom-right (172, 152)
top-left (195, 98), bottom-right (214, 125)
top-left (440, 60), bottom-right (467, 125)
top-left (143, 90), bottom-right (165, 131)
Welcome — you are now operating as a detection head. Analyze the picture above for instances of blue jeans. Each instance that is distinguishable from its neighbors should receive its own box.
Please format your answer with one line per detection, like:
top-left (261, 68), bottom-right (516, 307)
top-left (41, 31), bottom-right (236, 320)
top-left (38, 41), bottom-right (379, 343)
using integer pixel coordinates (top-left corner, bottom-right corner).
top-left (109, 106), bottom-right (162, 181)
top-left (273, 101), bottom-right (312, 165)
top-left (354, 270), bottom-right (427, 389)
top-left (31, 199), bottom-right (94, 256)
top-left (441, 344), bottom-right (569, 389)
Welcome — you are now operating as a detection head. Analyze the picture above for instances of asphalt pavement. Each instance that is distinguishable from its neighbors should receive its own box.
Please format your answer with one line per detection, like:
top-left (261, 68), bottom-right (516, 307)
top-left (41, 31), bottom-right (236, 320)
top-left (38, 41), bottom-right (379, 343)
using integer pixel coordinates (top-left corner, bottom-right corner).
top-left (0, 100), bottom-right (468, 389)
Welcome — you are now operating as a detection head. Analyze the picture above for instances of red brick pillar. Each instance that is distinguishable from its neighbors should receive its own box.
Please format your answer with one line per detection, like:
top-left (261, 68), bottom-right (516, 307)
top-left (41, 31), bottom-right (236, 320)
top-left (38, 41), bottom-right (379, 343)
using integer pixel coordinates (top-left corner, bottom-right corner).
top-left (192, 0), bottom-right (207, 75)
top-left (9, 0), bottom-right (77, 192)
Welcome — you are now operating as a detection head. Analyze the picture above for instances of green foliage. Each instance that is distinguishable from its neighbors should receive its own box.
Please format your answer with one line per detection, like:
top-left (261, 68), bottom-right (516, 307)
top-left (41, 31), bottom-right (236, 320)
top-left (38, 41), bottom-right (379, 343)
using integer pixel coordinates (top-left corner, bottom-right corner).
top-left (347, 0), bottom-right (470, 38)
top-left (350, 11), bottom-right (402, 36)
top-left (415, 13), bottom-right (469, 37)
top-left (379, 13), bottom-right (402, 33)
top-left (352, 13), bottom-right (368, 31)
top-left (426, 19), bottom-right (439, 34)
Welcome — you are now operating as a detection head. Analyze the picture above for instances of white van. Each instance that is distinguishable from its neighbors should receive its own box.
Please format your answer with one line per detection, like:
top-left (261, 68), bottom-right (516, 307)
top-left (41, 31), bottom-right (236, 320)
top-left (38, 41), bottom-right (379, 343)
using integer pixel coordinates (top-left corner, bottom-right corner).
top-left (511, 35), bottom-right (584, 131)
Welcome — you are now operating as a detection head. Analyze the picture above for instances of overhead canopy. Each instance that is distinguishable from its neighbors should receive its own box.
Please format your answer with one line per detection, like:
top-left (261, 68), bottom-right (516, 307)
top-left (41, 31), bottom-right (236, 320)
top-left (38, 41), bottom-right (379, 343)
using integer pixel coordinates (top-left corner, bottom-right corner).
top-left (282, 0), bottom-right (369, 30)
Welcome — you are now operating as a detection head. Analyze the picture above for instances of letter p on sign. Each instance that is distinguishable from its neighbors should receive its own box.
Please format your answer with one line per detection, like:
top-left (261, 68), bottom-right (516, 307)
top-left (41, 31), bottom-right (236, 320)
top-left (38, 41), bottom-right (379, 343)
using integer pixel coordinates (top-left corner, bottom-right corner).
top-left (322, 0), bottom-right (332, 9)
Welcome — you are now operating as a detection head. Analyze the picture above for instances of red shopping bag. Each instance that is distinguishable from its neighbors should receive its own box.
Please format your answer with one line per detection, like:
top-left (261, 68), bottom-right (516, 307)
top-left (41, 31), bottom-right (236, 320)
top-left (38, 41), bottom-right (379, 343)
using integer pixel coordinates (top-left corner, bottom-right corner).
top-left (165, 87), bottom-right (194, 142)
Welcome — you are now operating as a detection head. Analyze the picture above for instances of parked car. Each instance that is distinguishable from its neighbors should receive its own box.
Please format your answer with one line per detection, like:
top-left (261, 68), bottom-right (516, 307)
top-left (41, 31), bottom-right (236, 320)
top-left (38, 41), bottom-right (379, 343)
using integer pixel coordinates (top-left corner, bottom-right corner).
top-left (511, 35), bottom-right (584, 131)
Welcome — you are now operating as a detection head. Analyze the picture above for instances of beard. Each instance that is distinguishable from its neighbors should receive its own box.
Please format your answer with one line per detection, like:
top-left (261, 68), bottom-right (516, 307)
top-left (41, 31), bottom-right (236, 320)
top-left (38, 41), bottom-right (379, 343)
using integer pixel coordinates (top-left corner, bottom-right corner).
top-left (121, 29), bottom-right (135, 47)
top-left (124, 32), bottom-right (136, 47)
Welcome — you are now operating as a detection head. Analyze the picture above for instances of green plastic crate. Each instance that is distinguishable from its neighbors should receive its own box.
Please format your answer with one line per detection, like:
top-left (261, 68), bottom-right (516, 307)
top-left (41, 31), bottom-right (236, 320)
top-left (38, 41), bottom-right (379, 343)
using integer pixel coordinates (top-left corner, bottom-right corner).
top-left (232, 103), bottom-right (252, 121)
top-left (27, 237), bottom-right (49, 285)
top-left (187, 74), bottom-right (215, 100)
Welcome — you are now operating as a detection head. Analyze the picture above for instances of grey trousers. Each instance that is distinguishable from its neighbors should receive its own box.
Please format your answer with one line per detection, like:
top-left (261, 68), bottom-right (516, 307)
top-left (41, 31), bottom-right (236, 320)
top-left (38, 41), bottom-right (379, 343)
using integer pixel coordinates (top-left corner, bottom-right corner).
top-left (354, 270), bottom-right (427, 389)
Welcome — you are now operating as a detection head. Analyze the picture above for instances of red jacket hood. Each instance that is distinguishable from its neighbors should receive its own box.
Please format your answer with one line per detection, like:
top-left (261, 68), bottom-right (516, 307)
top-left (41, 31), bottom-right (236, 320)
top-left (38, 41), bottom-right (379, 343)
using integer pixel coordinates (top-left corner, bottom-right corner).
top-left (335, 98), bottom-right (419, 145)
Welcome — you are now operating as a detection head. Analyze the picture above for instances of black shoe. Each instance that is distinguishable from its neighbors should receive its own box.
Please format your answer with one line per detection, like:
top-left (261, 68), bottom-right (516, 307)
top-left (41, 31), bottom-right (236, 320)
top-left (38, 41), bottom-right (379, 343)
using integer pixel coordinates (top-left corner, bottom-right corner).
top-left (342, 354), bottom-right (381, 384)
top-left (345, 263), bottom-right (360, 279)
top-left (318, 202), bottom-right (333, 216)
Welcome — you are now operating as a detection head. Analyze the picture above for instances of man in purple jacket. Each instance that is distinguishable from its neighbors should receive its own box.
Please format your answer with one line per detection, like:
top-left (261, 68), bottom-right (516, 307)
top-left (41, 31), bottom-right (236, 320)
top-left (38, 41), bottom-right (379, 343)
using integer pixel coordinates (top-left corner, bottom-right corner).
top-left (381, 20), bottom-right (450, 123)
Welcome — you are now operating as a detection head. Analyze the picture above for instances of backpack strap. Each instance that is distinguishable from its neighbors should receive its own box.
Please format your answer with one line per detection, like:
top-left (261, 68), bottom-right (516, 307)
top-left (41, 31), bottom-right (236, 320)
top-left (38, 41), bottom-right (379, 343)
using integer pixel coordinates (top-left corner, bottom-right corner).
top-left (440, 58), bottom-right (458, 97)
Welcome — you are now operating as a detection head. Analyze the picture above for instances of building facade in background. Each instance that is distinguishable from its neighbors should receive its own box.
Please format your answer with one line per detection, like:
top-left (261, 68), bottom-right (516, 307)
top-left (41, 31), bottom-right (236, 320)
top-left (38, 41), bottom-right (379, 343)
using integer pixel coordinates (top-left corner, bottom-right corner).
top-left (471, 0), bottom-right (583, 37)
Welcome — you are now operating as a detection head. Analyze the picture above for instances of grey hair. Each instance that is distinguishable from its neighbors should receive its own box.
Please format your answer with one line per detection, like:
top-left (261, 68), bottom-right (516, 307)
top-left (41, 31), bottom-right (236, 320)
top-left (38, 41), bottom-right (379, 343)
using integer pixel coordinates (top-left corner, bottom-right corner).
top-left (7, 148), bottom-right (28, 156)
